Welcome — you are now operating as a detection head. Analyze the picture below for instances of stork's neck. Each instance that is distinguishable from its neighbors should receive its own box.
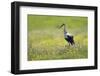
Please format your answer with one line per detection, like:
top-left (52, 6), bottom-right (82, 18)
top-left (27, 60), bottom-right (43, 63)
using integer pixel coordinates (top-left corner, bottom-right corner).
top-left (64, 25), bottom-right (67, 34)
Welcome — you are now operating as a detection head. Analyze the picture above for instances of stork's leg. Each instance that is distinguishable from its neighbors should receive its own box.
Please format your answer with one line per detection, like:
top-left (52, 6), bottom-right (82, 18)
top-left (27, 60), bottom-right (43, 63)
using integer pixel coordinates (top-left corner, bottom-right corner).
top-left (68, 43), bottom-right (70, 46)
top-left (71, 42), bottom-right (76, 48)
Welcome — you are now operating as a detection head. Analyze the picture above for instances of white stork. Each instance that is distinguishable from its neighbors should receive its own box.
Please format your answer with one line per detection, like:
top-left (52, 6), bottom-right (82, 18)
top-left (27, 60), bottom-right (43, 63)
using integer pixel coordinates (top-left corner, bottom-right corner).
top-left (59, 24), bottom-right (75, 46)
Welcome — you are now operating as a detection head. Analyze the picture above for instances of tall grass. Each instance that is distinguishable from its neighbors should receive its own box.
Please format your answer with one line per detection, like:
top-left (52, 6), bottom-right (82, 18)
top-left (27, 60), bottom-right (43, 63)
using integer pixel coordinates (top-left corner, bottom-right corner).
top-left (28, 15), bottom-right (88, 61)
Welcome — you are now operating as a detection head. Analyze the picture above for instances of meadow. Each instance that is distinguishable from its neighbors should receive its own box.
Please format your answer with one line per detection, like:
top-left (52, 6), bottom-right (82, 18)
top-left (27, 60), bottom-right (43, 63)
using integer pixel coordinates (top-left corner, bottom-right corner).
top-left (27, 15), bottom-right (88, 61)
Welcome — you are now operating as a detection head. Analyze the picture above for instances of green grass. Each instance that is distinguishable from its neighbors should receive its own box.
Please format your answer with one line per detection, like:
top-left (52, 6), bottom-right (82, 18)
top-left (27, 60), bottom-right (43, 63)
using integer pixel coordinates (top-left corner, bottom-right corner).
top-left (27, 15), bottom-right (88, 61)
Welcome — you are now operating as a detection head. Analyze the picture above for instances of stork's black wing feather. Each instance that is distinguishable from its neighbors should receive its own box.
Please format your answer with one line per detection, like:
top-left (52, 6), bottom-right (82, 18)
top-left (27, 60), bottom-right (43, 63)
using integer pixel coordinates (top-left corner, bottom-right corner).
top-left (65, 35), bottom-right (75, 45)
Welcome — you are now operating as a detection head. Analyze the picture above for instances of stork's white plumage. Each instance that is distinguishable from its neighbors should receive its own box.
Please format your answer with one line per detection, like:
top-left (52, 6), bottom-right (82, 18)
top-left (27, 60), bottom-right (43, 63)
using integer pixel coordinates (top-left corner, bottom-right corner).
top-left (64, 33), bottom-right (73, 38)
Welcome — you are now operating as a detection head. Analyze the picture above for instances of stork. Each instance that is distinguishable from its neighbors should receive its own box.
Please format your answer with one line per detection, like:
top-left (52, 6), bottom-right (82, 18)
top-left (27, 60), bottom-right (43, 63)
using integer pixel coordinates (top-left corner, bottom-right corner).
top-left (59, 24), bottom-right (75, 46)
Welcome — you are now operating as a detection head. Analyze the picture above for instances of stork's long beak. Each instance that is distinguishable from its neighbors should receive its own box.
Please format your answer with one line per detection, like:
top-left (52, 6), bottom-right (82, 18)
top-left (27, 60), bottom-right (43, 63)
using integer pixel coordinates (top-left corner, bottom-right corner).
top-left (59, 24), bottom-right (65, 29)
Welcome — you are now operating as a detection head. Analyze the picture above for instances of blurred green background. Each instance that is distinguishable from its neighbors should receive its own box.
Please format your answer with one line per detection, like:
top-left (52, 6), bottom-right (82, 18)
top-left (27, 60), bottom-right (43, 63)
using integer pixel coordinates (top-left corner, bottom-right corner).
top-left (28, 14), bottom-right (88, 61)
